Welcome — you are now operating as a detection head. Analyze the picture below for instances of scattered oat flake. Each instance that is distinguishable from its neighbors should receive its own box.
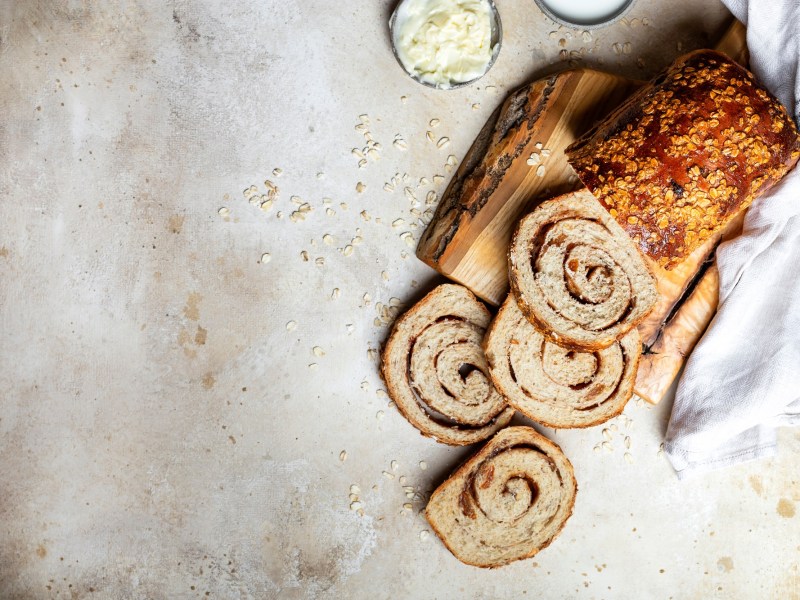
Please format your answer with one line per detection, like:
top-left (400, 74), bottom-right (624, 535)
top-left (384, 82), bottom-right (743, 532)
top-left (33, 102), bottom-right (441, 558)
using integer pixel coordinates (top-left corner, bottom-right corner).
top-left (624, 452), bottom-right (634, 464)
top-left (382, 471), bottom-right (395, 479)
top-left (356, 182), bottom-right (366, 193)
top-left (400, 232), bottom-right (415, 247)
top-left (326, 208), bottom-right (335, 217)
top-left (286, 320), bottom-right (297, 331)
top-left (331, 288), bottom-right (341, 299)
top-left (272, 168), bottom-right (283, 177)
top-left (472, 103), bottom-right (481, 110)
top-left (433, 174), bottom-right (445, 184)
top-left (624, 436), bottom-right (631, 449)
top-left (419, 461), bottom-right (428, 470)
top-left (383, 182), bottom-right (395, 192)
top-left (381, 271), bottom-right (389, 281)
top-left (420, 530), bottom-right (430, 541)
top-left (350, 501), bottom-right (362, 511)
top-left (350, 484), bottom-right (361, 494)
top-left (300, 250), bottom-right (309, 261)
top-left (392, 218), bottom-right (405, 228)
top-left (358, 158), bottom-right (368, 169)
top-left (404, 187), bottom-right (417, 203)
top-left (218, 207), bottom-right (230, 217)
top-left (343, 245), bottom-right (354, 257)
top-left (426, 130), bottom-right (435, 143)
top-left (346, 323), bottom-right (354, 333)
top-left (260, 253), bottom-right (272, 264)
top-left (527, 153), bottom-right (541, 166)
top-left (308, 363), bottom-right (318, 370)
top-left (401, 95), bottom-right (408, 103)
top-left (436, 137), bottom-right (450, 149)
top-left (536, 165), bottom-right (546, 177)
top-left (312, 346), bottom-right (325, 357)
top-left (393, 137), bottom-right (408, 151)
top-left (403, 503), bottom-right (413, 510)
top-left (391, 460), bottom-right (399, 471)
top-left (339, 450), bottom-right (347, 462)
top-left (376, 410), bottom-right (385, 420)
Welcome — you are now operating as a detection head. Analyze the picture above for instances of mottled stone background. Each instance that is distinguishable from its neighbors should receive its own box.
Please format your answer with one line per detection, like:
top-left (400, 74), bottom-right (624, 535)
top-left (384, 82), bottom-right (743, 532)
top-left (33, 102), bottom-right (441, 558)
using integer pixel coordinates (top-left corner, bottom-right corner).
top-left (1, 1), bottom-right (798, 598)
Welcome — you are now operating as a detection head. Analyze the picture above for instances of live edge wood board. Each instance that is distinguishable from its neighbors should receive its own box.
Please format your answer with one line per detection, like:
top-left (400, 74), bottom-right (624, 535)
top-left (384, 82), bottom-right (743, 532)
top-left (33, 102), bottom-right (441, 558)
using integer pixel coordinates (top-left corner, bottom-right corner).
top-left (417, 21), bottom-right (748, 405)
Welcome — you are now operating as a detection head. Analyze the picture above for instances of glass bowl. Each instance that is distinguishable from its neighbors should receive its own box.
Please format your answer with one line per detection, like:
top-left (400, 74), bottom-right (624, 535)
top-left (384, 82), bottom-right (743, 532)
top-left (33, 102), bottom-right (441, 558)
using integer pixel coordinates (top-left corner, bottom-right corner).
top-left (389, 0), bottom-right (503, 90)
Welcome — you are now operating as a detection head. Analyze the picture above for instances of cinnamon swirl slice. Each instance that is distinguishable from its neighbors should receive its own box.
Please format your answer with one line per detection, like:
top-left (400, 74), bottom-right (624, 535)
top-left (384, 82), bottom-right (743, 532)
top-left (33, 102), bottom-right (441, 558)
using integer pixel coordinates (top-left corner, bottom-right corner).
top-left (509, 189), bottom-right (658, 350)
top-left (484, 295), bottom-right (639, 428)
top-left (426, 426), bottom-right (577, 567)
top-left (381, 284), bottom-right (514, 446)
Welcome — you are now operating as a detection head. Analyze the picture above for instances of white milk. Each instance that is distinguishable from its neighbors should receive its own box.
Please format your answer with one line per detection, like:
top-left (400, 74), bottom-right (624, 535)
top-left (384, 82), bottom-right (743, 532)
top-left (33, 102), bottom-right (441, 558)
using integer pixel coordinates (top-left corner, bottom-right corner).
top-left (539, 0), bottom-right (630, 25)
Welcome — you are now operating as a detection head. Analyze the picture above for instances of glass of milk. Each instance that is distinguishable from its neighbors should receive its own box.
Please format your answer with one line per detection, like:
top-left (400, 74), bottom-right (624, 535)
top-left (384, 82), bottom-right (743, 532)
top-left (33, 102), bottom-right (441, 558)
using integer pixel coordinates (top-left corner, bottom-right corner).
top-left (533, 0), bottom-right (635, 28)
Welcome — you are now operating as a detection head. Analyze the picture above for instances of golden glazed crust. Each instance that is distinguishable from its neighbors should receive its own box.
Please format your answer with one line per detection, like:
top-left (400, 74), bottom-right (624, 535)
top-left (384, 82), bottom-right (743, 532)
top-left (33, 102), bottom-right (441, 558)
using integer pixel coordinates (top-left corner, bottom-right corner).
top-left (567, 50), bottom-right (800, 269)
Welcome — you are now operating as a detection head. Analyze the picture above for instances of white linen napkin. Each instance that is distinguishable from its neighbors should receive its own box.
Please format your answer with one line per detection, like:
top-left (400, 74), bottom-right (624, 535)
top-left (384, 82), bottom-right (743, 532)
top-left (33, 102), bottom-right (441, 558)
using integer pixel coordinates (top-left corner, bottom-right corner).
top-left (665, 0), bottom-right (800, 477)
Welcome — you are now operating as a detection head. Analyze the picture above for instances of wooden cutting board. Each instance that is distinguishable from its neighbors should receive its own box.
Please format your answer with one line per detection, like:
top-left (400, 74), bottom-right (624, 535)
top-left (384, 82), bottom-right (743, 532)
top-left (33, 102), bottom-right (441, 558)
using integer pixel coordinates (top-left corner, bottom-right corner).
top-left (417, 20), bottom-right (748, 405)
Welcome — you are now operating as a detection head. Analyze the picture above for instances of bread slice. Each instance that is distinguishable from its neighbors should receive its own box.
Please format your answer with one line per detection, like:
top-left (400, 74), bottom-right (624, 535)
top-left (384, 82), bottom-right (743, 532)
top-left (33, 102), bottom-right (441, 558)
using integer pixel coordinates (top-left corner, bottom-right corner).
top-left (484, 295), bottom-right (639, 428)
top-left (426, 426), bottom-right (577, 568)
top-left (567, 50), bottom-right (800, 269)
top-left (381, 284), bottom-right (514, 446)
top-left (509, 189), bottom-right (658, 350)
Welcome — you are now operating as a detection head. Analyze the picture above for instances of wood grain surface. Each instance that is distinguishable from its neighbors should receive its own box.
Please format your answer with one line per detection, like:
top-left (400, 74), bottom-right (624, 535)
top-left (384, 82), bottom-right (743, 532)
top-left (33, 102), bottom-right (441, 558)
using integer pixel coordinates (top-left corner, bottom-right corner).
top-left (417, 21), bottom-right (748, 404)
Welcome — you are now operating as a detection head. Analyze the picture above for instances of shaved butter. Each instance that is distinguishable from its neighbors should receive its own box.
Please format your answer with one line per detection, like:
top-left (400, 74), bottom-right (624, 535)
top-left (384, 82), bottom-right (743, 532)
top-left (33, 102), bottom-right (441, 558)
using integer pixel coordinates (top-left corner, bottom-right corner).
top-left (392, 0), bottom-right (497, 89)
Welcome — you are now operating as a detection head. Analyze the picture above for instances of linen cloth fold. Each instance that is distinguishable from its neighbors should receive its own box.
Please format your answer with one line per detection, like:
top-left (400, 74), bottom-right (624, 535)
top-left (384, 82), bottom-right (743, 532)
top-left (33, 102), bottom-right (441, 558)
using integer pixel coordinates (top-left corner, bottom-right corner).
top-left (665, 0), bottom-right (800, 477)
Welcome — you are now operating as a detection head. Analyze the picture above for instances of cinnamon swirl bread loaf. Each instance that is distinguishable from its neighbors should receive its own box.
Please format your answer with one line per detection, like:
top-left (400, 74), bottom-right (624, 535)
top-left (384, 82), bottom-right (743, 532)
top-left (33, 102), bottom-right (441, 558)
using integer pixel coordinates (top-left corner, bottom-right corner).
top-left (426, 426), bottom-right (577, 568)
top-left (381, 284), bottom-right (514, 446)
top-left (484, 295), bottom-right (639, 428)
top-left (567, 50), bottom-right (800, 269)
top-left (508, 189), bottom-right (658, 350)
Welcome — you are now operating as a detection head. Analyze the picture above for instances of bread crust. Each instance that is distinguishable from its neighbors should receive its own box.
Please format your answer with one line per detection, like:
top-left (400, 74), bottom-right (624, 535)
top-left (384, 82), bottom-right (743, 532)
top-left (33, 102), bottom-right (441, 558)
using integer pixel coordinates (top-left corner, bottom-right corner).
top-left (567, 50), bottom-right (800, 269)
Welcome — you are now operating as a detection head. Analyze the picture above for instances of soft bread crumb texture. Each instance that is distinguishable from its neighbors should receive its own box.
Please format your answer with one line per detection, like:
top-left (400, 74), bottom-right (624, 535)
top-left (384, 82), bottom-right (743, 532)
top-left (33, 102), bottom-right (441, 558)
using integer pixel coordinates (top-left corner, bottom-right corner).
top-left (426, 426), bottom-right (577, 568)
top-left (381, 284), bottom-right (514, 446)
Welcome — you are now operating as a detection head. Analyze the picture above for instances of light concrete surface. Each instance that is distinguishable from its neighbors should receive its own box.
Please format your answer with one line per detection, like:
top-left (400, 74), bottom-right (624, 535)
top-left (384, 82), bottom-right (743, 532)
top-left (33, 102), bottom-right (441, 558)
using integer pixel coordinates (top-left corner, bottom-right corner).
top-left (1, 1), bottom-right (798, 598)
